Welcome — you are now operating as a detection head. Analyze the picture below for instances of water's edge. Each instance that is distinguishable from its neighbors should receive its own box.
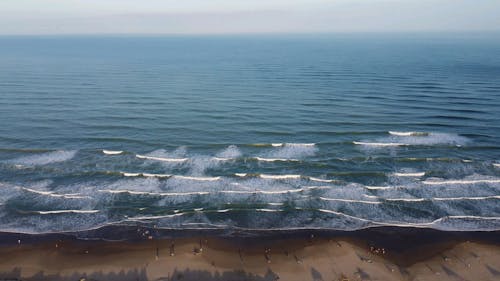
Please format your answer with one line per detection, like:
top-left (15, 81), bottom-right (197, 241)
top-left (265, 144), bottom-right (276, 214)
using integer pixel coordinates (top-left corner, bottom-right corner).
top-left (2, 225), bottom-right (500, 248)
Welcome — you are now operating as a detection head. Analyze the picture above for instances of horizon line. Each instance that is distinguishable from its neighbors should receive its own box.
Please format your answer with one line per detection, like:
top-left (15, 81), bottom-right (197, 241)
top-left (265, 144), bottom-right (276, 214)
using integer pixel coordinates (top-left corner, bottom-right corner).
top-left (1, 30), bottom-right (500, 37)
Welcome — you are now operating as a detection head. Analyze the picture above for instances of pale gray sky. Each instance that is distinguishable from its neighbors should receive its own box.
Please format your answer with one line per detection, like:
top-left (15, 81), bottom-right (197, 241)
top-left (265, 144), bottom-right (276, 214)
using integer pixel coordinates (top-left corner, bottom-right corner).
top-left (1, 0), bottom-right (499, 34)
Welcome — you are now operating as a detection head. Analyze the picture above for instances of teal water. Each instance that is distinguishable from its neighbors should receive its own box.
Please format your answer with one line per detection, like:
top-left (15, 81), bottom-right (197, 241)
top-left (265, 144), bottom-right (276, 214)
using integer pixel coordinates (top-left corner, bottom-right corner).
top-left (0, 34), bottom-right (499, 234)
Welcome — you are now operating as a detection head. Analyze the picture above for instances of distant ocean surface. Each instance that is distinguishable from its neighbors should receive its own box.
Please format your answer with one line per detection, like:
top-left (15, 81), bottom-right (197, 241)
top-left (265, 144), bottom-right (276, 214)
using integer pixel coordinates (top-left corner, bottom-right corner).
top-left (0, 34), bottom-right (499, 234)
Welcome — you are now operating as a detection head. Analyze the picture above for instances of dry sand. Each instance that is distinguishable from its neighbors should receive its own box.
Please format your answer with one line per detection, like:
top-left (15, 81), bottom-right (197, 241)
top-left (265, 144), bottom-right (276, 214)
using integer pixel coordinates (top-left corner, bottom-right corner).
top-left (0, 228), bottom-right (499, 281)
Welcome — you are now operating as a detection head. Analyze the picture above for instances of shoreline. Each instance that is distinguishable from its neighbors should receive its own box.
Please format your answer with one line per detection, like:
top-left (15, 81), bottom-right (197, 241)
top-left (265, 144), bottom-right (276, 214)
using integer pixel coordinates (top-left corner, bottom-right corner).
top-left (1, 227), bottom-right (499, 280)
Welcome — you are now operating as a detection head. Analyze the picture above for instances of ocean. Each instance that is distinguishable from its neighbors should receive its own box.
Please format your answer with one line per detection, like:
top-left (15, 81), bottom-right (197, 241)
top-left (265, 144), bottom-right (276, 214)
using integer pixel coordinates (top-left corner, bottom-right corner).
top-left (0, 34), bottom-right (499, 235)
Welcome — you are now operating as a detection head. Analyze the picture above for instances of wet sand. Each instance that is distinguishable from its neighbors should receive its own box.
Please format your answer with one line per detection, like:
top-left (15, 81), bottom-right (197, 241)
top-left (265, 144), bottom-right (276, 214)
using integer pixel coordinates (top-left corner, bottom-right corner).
top-left (0, 227), bottom-right (499, 281)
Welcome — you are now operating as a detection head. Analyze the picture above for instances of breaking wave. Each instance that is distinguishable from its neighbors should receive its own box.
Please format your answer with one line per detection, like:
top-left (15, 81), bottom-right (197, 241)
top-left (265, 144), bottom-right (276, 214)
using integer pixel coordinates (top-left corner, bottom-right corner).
top-left (253, 157), bottom-right (299, 162)
top-left (1, 134), bottom-right (499, 234)
top-left (392, 172), bottom-right (425, 177)
top-left (35, 210), bottom-right (100, 215)
top-left (355, 132), bottom-right (469, 147)
top-left (136, 154), bottom-right (188, 162)
top-left (102, 150), bottom-right (123, 155)
top-left (250, 143), bottom-right (316, 147)
top-left (388, 131), bottom-right (428, 136)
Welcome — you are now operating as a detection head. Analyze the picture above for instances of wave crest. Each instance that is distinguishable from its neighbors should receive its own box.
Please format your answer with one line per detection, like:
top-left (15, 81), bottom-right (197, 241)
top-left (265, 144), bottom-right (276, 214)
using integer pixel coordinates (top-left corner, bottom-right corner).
top-left (102, 150), bottom-right (123, 155)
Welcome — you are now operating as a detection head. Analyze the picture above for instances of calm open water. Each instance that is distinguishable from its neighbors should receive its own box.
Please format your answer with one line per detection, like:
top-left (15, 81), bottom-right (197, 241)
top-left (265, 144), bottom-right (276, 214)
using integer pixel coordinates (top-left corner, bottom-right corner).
top-left (0, 34), bottom-right (499, 234)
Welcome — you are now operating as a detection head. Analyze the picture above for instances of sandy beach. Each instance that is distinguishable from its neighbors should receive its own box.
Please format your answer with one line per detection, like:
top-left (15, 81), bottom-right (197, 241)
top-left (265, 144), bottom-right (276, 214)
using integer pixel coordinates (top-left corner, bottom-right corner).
top-left (0, 227), bottom-right (499, 281)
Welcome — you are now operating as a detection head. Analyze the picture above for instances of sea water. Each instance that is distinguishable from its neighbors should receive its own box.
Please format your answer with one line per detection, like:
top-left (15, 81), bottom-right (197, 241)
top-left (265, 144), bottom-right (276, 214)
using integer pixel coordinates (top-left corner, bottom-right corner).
top-left (0, 34), bottom-right (499, 234)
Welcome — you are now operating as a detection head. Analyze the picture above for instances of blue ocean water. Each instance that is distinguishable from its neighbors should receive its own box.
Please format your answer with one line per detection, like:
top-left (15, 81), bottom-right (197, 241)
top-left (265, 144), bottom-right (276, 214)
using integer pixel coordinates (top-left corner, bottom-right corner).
top-left (0, 34), bottom-right (499, 234)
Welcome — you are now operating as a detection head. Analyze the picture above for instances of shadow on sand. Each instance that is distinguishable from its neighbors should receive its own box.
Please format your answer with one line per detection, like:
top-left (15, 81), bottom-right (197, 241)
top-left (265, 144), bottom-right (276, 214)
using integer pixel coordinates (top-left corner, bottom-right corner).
top-left (0, 267), bottom-right (280, 281)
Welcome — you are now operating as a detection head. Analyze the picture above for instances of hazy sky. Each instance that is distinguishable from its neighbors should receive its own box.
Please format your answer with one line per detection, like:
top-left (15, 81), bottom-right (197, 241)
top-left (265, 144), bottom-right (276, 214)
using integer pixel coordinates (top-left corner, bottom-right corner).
top-left (1, 0), bottom-right (499, 34)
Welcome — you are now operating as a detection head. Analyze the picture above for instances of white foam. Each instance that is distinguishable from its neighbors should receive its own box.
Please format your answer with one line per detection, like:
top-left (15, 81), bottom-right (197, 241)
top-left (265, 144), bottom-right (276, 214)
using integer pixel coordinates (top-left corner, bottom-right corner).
top-left (172, 175), bottom-right (220, 181)
top-left (220, 189), bottom-right (301, 195)
top-left (162, 191), bottom-right (212, 196)
top-left (102, 150), bottom-right (123, 155)
top-left (493, 163), bottom-right (500, 168)
top-left (217, 209), bottom-right (231, 213)
top-left (136, 154), bottom-right (188, 162)
top-left (318, 197), bottom-right (381, 204)
top-left (393, 172), bottom-right (425, 177)
top-left (10, 150), bottom-right (77, 166)
top-left (36, 210), bottom-right (99, 215)
top-left (363, 215), bottom-right (500, 229)
top-left (217, 145), bottom-right (241, 157)
top-left (98, 189), bottom-right (210, 196)
top-left (308, 177), bottom-right (336, 183)
top-left (428, 216), bottom-right (500, 227)
top-left (220, 185), bottom-right (329, 195)
top-left (388, 131), bottom-right (427, 136)
top-left (260, 174), bottom-right (301, 180)
top-left (122, 172), bottom-right (141, 177)
top-left (218, 190), bottom-right (251, 194)
top-left (432, 195), bottom-right (500, 201)
top-left (365, 186), bottom-right (393, 190)
top-left (188, 155), bottom-right (223, 175)
top-left (356, 133), bottom-right (468, 147)
top-left (437, 215), bottom-right (500, 221)
top-left (235, 173), bottom-right (247, 177)
top-left (121, 172), bottom-right (171, 178)
top-left (211, 157), bottom-right (232, 161)
top-left (21, 187), bottom-right (90, 199)
top-left (353, 141), bottom-right (406, 147)
top-left (422, 178), bottom-right (500, 185)
top-left (268, 202), bottom-right (284, 206)
top-left (317, 209), bottom-right (372, 222)
top-left (265, 143), bottom-right (318, 159)
top-left (370, 195), bottom-right (500, 202)
top-left (285, 143), bottom-right (316, 147)
top-left (251, 143), bottom-right (315, 147)
top-left (127, 213), bottom-right (185, 220)
top-left (142, 173), bottom-right (171, 178)
top-left (256, 208), bottom-right (282, 212)
top-left (98, 189), bottom-right (152, 195)
top-left (253, 157), bottom-right (299, 162)
top-left (385, 198), bottom-right (426, 202)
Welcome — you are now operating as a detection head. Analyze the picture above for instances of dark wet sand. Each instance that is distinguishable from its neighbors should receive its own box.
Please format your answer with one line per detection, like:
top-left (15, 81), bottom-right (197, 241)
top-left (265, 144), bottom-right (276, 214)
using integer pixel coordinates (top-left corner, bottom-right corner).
top-left (0, 227), bottom-right (499, 281)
